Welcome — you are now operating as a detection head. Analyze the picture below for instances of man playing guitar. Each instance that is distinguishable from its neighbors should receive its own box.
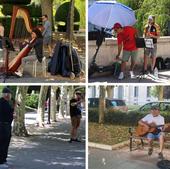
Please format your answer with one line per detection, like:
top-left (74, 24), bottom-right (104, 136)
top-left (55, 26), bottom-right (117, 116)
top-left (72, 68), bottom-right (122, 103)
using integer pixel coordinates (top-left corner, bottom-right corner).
top-left (138, 105), bottom-right (165, 159)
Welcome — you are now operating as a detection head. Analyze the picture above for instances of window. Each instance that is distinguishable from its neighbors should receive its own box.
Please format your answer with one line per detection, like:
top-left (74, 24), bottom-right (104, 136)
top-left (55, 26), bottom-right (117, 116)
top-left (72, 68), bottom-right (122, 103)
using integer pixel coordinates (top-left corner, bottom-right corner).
top-left (134, 86), bottom-right (138, 97)
top-left (147, 87), bottom-right (151, 98)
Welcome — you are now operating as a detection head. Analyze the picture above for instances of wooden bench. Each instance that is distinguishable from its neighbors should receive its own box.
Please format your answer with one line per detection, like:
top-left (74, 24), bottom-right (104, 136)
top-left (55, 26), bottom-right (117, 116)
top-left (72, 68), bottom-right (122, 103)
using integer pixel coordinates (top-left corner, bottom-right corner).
top-left (129, 127), bottom-right (170, 151)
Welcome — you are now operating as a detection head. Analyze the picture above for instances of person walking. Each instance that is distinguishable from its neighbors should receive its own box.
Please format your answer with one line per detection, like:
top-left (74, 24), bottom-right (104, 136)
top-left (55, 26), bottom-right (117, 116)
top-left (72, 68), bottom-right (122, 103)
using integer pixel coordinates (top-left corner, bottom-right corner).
top-left (112, 23), bottom-right (138, 80)
top-left (0, 87), bottom-right (14, 168)
top-left (42, 14), bottom-right (52, 58)
top-left (69, 91), bottom-right (82, 143)
top-left (143, 15), bottom-right (160, 74)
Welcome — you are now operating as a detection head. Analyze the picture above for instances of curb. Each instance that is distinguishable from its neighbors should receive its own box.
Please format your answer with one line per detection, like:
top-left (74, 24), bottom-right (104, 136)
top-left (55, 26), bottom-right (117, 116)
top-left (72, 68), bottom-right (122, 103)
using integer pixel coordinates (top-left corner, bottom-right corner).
top-left (89, 140), bottom-right (129, 151)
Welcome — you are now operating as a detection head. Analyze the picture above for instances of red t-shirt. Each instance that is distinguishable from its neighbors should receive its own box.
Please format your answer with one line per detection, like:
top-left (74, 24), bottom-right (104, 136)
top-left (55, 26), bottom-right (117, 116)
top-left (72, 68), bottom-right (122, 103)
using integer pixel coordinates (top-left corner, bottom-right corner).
top-left (117, 26), bottom-right (137, 51)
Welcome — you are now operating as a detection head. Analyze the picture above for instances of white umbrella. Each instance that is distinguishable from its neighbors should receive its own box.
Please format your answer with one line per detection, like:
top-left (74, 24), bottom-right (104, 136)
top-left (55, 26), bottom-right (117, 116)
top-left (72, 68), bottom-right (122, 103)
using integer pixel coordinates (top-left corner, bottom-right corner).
top-left (88, 0), bottom-right (136, 29)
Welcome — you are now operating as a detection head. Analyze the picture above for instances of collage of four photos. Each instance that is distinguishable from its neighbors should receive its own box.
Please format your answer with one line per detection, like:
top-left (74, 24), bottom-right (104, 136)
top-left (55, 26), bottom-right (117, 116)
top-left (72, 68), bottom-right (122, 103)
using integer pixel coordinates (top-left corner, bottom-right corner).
top-left (0, 0), bottom-right (170, 169)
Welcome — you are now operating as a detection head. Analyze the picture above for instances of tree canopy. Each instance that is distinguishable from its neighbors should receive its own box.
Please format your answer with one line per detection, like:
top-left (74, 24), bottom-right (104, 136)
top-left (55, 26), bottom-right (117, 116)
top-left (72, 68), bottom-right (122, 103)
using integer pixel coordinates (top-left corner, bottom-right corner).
top-left (118, 0), bottom-right (170, 35)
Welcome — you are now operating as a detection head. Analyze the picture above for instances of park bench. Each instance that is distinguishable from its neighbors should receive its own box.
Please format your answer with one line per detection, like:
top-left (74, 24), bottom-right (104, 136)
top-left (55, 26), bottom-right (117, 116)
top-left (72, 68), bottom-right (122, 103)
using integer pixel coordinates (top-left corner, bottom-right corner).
top-left (129, 127), bottom-right (170, 151)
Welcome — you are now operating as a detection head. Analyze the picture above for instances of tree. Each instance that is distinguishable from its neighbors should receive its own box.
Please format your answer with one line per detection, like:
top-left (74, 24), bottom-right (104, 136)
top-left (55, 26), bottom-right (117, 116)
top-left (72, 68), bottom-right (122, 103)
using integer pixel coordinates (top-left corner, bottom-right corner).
top-left (151, 86), bottom-right (164, 101)
top-left (99, 86), bottom-right (106, 124)
top-left (51, 86), bottom-right (58, 122)
top-left (13, 86), bottom-right (29, 136)
top-left (106, 86), bottom-right (114, 98)
top-left (37, 86), bottom-right (48, 127)
top-left (66, 0), bottom-right (75, 41)
top-left (40, 0), bottom-right (53, 29)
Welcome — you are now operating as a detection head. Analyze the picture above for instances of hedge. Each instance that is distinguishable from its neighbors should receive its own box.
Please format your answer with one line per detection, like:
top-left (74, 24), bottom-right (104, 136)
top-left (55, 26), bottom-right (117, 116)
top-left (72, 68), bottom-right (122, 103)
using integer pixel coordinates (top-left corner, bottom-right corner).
top-left (0, 0), bottom-right (31, 5)
top-left (55, 2), bottom-right (80, 23)
top-left (89, 108), bottom-right (170, 126)
top-left (25, 94), bottom-right (39, 109)
top-left (2, 3), bottom-right (42, 17)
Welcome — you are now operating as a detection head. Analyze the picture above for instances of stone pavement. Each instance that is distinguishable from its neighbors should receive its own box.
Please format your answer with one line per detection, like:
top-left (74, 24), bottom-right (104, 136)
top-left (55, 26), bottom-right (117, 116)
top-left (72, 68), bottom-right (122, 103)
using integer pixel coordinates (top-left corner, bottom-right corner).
top-left (6, 118), bottom-right (85, 169)
top-left (89, 70), bottom-right (170, 83)
top-left (89, 147), bottom-right (170, 169)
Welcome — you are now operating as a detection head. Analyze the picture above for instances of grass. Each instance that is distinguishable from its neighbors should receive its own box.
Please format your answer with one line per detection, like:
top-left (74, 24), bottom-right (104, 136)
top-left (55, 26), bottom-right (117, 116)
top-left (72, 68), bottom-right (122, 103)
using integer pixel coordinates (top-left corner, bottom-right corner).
top-left (89, 122), bottom-right (130, 145)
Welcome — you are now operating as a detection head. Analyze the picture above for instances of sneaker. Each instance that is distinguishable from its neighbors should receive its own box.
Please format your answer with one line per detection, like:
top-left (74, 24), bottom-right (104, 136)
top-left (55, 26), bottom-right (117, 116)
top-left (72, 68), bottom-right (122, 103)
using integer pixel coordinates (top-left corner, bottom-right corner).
top-left (118, 72), bottom-right (124, 80)
top-left (0, 163), bottom-right (8, 168)
top-left (142, 70), bottom-right (149, 75)
top-left (158, 152), bottom-right (164, 160)
top-left (68, 138), bottom-right (73, 143)
top-left (73, 138), bottom-right (81, 142)
top-left (148, 147), bottom-right (153, 156)
top-left (130, 71), bottom-right (135, 79)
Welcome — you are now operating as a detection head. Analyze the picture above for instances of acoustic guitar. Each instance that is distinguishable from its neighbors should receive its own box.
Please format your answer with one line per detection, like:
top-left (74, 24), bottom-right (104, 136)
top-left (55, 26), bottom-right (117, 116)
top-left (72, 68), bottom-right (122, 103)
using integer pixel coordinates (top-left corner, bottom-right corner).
top-left (135, 123), bottom-right (164, 137)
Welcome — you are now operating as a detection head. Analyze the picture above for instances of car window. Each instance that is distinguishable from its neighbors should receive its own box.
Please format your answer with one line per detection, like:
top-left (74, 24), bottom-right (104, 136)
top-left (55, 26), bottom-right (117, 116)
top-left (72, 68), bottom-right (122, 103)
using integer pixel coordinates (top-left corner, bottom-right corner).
top-left (109, 101), bottom-right (117, 107)
top-left (88, 98), bottom-right (99, 107)
top-left (160, 102), bottom-right (170, 111)
top-left (140, 102), bottom-right (159, 111)
top-left (116, 100), bottom-right (126, 106)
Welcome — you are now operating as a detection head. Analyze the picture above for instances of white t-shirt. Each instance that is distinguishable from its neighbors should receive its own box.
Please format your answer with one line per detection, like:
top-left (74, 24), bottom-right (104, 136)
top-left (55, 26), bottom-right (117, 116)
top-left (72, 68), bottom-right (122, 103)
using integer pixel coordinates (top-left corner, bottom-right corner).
top-left (142, 114), bottom-right (165, 130)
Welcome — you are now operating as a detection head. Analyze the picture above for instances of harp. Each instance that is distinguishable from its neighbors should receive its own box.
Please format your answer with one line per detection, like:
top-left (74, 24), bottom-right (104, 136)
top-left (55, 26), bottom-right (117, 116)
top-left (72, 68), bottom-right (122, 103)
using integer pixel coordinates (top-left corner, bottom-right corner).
top-left (9, 5), bottom-right (33, 40)
top-left (7, 6), bottom-right (34, 72)
top-left (8, 38), bottom-right (35, 72)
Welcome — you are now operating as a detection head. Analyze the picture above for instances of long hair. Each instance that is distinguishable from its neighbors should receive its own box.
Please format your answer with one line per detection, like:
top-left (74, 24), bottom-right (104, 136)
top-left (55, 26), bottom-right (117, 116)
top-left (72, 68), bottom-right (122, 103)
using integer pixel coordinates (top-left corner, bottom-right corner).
top-left (32, 28), bottom-right (43, 39)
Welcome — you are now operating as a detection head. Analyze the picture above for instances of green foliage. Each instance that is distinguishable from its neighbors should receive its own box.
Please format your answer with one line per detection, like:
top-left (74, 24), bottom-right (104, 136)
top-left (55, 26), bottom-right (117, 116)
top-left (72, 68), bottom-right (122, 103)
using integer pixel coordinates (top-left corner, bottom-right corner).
top-left (2, 3), bottom-right (42, 17)
top-left (89, 108), bottom-right (170, 126)
top-left (118, 0), bottom-right (170, 36)
top-left (25, 93), bottom-right (39, 108)
top-left (0, 0), bottom-right (31, 5)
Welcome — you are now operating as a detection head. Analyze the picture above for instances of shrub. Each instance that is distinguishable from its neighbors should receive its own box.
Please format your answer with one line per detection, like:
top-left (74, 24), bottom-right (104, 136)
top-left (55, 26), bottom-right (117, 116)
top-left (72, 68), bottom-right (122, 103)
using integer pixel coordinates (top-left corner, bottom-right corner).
top-left (2, 4), bottom-right (42, 17)
top-left (89, 108), bottom-right (170, 126)
top-left (25, 94), bottom-right (39, 109)
top-left (0, 0), bottom-right (31, 5)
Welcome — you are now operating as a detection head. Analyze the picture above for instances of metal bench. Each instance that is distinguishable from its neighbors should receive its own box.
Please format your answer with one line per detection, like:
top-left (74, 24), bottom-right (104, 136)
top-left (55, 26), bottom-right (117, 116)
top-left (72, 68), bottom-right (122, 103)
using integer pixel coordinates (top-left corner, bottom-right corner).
top-left (129, 127), bottom-right (170, 151)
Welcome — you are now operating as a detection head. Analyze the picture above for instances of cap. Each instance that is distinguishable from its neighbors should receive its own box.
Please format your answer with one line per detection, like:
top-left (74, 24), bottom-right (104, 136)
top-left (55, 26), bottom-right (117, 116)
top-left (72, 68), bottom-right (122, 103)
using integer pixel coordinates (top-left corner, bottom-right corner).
top-left (2, 87), bottom-right (12, 94)
top-left (148, 15), bottom-right (153, 20)
top-left (151, 105), bottom-right (160, 110)
top-left (112, 23), bottom-right (122, 30)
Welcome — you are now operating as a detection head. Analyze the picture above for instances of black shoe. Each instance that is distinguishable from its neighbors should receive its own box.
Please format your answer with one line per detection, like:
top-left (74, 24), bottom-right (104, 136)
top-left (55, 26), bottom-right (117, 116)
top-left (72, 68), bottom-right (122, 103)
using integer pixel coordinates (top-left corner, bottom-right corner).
top-left (142, 70), bottom-right (149, 75)
top-left (73, 138), bottom-right (81, 142)
top-left (158, 152), bottom-right (164, 160)
top-left (69, 138), bottom-right (73, 143)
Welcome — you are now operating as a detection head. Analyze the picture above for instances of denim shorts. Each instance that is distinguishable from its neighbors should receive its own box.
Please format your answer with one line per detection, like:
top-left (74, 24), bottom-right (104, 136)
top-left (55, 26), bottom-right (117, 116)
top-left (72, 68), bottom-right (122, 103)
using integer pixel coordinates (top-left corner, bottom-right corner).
top-left (147, 132), bottom-right (161, 140)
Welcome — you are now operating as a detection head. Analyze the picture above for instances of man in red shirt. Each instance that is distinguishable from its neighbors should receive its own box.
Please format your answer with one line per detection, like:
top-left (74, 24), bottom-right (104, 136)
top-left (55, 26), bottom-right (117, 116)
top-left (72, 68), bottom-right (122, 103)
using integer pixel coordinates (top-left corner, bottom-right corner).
top-left (113, 23), bottom-right (138, 80)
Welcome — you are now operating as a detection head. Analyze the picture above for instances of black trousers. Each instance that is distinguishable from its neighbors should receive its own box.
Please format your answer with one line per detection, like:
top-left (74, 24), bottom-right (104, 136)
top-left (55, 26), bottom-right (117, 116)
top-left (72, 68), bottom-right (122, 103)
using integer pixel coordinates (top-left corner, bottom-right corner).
top-left (0, 124), bottom-right (11, 164)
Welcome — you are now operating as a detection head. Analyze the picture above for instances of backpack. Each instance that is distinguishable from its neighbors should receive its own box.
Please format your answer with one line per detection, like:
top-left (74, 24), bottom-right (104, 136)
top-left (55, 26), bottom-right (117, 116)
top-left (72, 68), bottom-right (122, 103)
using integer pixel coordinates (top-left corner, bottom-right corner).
top-left (112, 62), bottom-right (121, 77)
top-left (155, 57), bottom-right (165, 70)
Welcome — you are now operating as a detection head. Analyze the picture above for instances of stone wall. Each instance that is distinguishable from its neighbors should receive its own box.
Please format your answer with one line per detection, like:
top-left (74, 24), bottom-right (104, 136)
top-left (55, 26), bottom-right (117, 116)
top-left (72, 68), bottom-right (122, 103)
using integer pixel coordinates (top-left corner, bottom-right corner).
top-left (88, 36), bottom-right (170, 66)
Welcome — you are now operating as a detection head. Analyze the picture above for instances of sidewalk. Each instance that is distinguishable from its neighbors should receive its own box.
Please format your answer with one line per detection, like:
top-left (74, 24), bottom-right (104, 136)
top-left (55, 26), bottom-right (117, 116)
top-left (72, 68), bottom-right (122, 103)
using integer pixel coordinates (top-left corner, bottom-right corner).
top-left (89, 147), bottom-right (170, 169)
top-left (7, 118), bottom-right (85, 169)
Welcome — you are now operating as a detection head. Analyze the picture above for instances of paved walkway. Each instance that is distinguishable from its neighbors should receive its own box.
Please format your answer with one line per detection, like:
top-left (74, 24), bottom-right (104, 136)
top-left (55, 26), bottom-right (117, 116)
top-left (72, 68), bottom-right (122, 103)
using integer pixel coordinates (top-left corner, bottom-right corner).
top-left (6, 117), bottom-right (85, 169)
top-left (89, 147), bottom-right (170, 169)
top-left (89, 70), bottom-right (170, 83)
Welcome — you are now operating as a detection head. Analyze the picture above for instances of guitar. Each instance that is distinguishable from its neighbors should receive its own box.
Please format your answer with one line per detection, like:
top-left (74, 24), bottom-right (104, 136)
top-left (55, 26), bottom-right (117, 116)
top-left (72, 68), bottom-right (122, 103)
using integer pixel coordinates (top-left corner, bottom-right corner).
top-left (135, 123), bottom-right (164, 137)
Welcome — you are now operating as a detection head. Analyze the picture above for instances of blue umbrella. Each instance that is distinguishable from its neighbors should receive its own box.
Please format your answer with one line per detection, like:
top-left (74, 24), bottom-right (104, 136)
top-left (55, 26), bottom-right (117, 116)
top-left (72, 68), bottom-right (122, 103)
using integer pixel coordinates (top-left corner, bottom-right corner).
top-left (88, 0), bottom-right (136, 29)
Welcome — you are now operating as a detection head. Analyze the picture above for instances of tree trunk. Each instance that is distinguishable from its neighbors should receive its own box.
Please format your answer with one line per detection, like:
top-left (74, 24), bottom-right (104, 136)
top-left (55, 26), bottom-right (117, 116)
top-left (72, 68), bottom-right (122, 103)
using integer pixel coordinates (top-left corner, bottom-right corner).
top-left (106, 86), bottom-right (114, 98)
top-left (13, 86), bottom-right (29, 137)
top-left (37, 86), bottom-right (48, 127)
top-left (41, 0), bottom-right (53, 30)
top-left (66, 0), bottom-right (75, 41)
top-left (99, 86), bottom-right (106, 124)
top-left (51, 86), bottom-right (58, 122)
top-left (159, 86), bottom-right (164, 101)
top-left (66, 86), bottom-right (74, 117)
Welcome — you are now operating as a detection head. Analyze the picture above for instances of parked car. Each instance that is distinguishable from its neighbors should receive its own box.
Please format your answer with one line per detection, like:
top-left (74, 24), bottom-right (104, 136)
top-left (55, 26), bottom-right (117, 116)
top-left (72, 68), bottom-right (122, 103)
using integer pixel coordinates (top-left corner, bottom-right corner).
top-left (88, 98), bottom-right (128, 112)
top-left (139, 101), bottom-right (170, 112)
